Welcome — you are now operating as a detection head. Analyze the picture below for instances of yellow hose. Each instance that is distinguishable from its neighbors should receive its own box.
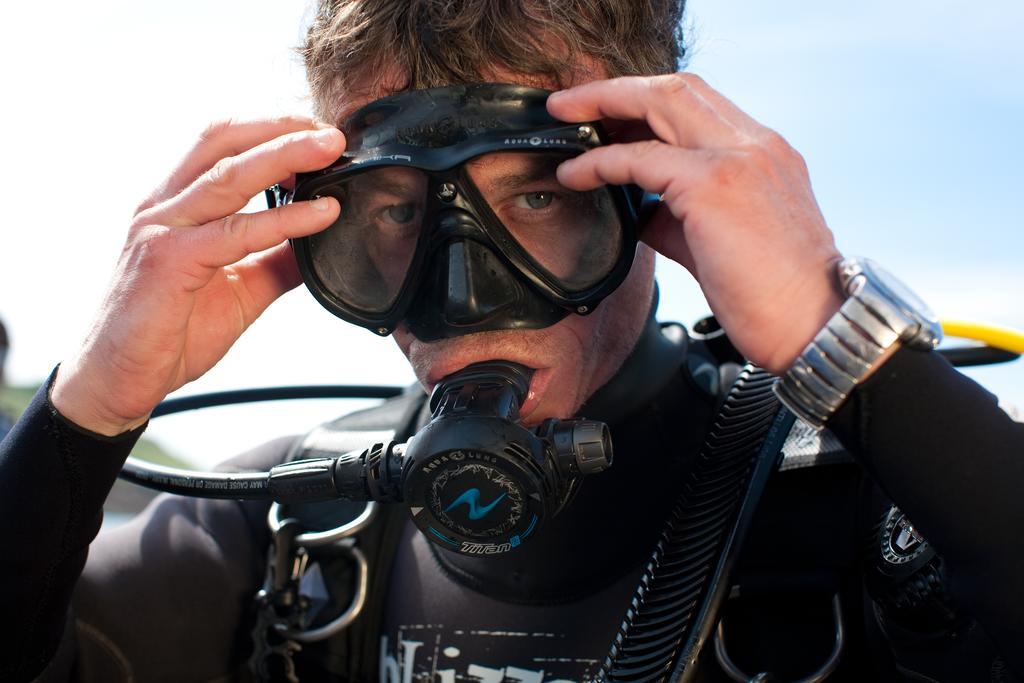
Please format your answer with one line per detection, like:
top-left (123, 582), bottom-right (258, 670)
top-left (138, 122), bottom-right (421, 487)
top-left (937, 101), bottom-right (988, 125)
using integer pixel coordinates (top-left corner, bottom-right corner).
top-left (940, 320), bottom-right (1024, 354)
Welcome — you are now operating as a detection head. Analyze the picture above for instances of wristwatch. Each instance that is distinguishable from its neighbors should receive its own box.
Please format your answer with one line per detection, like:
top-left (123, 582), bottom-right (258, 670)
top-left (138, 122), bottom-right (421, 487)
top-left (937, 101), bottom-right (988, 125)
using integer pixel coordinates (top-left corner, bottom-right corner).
top-left (773, 257), bottom-right (943, 429)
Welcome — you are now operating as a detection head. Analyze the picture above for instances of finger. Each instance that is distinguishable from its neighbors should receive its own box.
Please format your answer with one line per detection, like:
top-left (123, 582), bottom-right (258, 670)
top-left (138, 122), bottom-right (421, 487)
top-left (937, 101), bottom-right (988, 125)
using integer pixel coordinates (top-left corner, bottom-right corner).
top-left (137, 116), bottom-right (330, 214)
top-left (183, 195), bottom-right (340, 271)
top-left (548, 74), bottom-right (750, 149)
top-left (558, 141), bottom-right (713, 271)
top-left (153, 127), bottom-right (345, 227)
top-left (557, 139), bottom-right (710, 199)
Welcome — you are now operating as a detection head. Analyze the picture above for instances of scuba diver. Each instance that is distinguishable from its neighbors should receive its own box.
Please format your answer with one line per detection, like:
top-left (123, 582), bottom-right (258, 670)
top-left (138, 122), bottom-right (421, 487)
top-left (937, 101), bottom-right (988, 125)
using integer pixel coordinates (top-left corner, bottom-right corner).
top-left (1, 1), bottom-right (1023, 681)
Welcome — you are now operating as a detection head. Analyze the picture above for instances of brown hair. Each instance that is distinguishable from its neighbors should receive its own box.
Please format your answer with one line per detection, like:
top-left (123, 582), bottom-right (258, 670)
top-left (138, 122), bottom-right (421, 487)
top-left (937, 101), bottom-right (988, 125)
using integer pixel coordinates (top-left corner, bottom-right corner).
top-left (303, 0), bottom-right (688, 122)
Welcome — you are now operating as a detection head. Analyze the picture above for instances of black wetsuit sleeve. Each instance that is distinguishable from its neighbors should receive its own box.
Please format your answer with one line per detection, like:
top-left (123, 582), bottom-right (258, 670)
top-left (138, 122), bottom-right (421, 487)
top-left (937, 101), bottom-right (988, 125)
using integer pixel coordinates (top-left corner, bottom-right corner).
top-left (0, 370), bottom-right (289, 682)
top-left (828, 347), bottom-right (1024, 674)
top-left (0, 371), bottom-right (145, 681)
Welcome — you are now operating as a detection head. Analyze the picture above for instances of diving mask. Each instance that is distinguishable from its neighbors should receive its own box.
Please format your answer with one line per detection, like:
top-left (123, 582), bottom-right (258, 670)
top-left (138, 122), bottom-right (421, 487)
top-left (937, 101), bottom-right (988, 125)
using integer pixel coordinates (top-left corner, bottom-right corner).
top-left (273, 83), bottom-right (651, 340)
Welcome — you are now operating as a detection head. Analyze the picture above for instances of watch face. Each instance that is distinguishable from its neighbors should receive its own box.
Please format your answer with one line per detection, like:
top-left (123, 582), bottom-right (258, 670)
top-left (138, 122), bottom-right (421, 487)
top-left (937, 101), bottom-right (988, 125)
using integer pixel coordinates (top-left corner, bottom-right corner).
top-left (863, 259), bottom-right (939, 325)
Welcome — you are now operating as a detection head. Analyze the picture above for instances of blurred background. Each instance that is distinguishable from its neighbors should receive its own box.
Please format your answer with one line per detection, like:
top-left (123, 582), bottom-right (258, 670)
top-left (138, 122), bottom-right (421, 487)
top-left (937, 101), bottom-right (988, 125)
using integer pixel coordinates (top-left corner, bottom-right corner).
top-left (1, 0), bottom-right (1021, 481)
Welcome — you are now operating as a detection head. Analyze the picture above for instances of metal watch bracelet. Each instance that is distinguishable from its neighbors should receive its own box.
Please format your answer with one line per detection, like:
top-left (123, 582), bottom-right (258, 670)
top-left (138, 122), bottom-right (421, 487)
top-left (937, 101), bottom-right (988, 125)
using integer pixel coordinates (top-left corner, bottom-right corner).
top-left (773, 258), bottom-right (942, 430)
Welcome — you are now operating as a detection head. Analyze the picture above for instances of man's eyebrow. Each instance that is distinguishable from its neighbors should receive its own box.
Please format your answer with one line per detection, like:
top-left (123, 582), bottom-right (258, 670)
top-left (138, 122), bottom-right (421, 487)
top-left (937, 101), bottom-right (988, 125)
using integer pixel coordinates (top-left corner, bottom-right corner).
top-left (473, 155), bottom-right (563, 190)
top-left (352, 175), bottom-right (422, 197)
top-left (379, 181), bottom-right (420, 197)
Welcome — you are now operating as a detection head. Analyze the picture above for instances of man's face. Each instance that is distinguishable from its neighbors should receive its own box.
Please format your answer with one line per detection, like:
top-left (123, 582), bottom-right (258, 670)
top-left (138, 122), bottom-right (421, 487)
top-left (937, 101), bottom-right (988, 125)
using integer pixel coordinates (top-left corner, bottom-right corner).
top-left (338, 68), bottom-right (657, 424)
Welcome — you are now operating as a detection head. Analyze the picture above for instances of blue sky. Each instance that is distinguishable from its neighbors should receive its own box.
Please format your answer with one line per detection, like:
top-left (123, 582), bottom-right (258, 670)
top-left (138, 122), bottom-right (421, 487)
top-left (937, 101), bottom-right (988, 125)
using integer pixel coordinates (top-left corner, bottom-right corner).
top-left (669, 0), bottom-right (1024, 287)
top-left (0, 0), bottom-right (1021, 464)
top-left (658, 0), bottom-right (1024, 415)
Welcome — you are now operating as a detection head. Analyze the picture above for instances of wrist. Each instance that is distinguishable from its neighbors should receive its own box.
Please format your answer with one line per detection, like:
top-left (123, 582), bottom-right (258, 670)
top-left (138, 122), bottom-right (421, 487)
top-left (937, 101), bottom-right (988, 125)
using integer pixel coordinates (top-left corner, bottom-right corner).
top-left (50, 360), bottom-right (150, 437)
top-left (762, 261), bottom-right (845, 375)
top-left (773, 257), bottom-right (942, 429)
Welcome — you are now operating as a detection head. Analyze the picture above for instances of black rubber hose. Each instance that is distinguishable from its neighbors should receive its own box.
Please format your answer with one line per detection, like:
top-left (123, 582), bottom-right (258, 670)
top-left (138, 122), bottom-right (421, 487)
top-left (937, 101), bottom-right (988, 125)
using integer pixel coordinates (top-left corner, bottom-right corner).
top-left (120, 456), bottom-right (271, 499)
top-left (121, 384), bottom-right (404, 498)
top-left (151, 385), bottom-right (404, 417)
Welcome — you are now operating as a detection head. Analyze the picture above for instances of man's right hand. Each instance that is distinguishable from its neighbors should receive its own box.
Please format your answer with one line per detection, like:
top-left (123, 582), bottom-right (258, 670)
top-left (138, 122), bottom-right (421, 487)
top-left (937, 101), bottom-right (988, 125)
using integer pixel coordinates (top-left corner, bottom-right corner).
top-left (50, 117), bottom-right (345, 436)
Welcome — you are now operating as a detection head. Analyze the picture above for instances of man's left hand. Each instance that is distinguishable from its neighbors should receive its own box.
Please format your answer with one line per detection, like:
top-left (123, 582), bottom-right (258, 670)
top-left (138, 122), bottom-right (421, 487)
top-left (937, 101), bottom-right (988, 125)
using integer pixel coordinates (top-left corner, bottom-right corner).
top-left (548, 73), bottom-right (843, 374)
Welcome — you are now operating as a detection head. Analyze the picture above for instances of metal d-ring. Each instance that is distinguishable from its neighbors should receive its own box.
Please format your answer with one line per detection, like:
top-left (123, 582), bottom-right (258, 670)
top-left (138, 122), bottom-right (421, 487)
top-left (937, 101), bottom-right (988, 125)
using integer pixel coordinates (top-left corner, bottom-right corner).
top-left (275, 541), bottom-right (370, 642)
top-left (265, 501), bottom-right (378, 642)
top-left (267, 500), bottom-right (379, 547)
top-left (713, 592), bottom-right (845, 683)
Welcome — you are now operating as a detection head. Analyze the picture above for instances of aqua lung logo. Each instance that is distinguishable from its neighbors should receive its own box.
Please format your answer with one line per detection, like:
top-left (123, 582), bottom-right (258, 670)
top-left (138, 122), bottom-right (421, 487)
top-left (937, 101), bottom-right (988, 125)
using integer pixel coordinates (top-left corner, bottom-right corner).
top-left (444, 488), bottom-right (506, 521)
top-left (503, 137), bottom-right (569, 146)
top-left (422, 450), bottom-right (490, 474)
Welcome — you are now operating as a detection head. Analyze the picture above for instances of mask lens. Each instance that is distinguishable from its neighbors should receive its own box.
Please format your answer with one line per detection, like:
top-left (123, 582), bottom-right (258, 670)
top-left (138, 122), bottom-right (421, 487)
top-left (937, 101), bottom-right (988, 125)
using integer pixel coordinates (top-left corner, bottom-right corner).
top-left (308, 167), bottom-right (428, 313)
top-left (466, 152), bottom-right (623, 291)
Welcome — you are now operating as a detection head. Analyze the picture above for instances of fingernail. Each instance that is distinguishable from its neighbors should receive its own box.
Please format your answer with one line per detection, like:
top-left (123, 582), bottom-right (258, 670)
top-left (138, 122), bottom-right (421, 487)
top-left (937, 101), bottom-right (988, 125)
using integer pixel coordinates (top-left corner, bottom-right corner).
top-left (313, 128), bottom-right (342, 148)
top-left (311, 197), bottom-right (333, 211)
top-left (313, 120), bottom-right (335, 130)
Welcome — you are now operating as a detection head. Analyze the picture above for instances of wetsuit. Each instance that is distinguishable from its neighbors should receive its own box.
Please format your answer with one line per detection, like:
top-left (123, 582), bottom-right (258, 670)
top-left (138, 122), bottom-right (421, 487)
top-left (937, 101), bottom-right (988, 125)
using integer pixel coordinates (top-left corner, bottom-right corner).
top-left (1, 314), bottom-right (1023, 682)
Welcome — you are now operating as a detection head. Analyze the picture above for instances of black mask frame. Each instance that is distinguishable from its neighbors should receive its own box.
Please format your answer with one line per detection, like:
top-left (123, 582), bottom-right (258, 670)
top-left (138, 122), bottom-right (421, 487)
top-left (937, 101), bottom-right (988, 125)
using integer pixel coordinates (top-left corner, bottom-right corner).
top-left (272, 84), bottom-right (653, 338)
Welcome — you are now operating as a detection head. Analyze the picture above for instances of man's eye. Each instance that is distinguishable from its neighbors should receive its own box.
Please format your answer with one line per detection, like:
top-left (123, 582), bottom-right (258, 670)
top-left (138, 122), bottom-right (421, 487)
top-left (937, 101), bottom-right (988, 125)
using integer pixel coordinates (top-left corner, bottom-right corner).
top-left (515, 191), bottom-right (555, 210)
top-left (383, 203), bottom-right (418, 224)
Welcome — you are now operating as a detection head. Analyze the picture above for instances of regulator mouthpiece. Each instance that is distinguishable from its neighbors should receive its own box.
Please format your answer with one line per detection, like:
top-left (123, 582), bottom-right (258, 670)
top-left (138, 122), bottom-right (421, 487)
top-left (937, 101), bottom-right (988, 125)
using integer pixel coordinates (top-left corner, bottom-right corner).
top-left (398, 361), bottom-right (612, 555)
